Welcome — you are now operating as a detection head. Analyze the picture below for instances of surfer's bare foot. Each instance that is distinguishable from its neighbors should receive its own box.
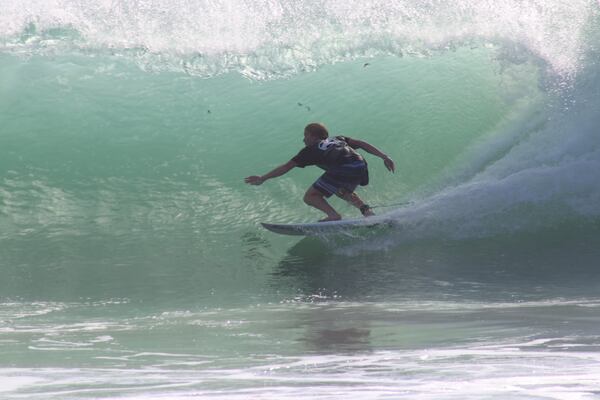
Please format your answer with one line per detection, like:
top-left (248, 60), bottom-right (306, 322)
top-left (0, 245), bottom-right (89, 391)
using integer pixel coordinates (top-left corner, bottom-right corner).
top-left (360, 204), bottom-right (375, 217)
top-left (319, 215), bottom-right (341, 222)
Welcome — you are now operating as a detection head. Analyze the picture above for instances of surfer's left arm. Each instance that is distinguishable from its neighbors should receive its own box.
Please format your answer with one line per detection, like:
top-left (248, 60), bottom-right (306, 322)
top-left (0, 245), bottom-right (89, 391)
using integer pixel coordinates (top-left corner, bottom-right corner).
top-left (245, 160), bottom-right (298, 185)
top-left (348, 138), bottom-right (395, 173)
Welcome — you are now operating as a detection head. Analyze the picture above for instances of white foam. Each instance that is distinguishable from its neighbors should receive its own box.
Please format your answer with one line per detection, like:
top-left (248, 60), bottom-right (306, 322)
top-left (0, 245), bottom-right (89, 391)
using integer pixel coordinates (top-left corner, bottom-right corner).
top-left (0, 0), bottom-right (594, 77)
top-left (333, 46), bottom-right (600, 250)
top-left (2, 345), bottom-right (600, 399)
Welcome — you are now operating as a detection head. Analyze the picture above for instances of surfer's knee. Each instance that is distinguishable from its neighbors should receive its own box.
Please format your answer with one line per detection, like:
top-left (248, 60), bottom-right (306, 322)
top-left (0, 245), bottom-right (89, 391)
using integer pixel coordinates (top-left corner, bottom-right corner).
top-left (303, 188), bottom-right (323, 205)
top-left (335, 188), bottom-right (350, 200)
top-left (303, 192), bottom-right (311, 205)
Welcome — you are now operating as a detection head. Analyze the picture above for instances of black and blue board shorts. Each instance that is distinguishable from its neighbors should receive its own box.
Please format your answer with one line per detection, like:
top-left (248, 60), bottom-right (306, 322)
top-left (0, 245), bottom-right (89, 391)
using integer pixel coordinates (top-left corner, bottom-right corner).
top-left (313, 160), bottom-right (369, 197)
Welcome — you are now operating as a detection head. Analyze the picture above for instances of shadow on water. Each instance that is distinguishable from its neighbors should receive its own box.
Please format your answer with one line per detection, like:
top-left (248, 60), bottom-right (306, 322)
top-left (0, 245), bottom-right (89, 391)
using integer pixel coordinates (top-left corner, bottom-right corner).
top-left (270, 222), bottom-right (600, 303)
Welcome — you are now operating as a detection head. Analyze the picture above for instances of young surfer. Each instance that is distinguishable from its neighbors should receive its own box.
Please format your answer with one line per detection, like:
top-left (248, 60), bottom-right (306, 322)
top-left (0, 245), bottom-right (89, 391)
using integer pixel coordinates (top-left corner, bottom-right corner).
top-left (245, 122), bottom-right (395, 222)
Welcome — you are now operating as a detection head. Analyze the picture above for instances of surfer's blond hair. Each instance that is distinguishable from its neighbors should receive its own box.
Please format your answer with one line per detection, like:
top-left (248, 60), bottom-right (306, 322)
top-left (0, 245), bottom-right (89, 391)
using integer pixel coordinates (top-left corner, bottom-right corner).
top-left (304, 122), bottom-right (329, 140)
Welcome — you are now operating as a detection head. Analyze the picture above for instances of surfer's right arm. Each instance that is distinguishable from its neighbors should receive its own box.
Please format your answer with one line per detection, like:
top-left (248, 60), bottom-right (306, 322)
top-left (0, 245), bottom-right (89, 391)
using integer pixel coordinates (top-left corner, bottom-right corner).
top-left (245, 160), bottom-right (298, 185)
top-left (346, 138), bottom-right (395, 173)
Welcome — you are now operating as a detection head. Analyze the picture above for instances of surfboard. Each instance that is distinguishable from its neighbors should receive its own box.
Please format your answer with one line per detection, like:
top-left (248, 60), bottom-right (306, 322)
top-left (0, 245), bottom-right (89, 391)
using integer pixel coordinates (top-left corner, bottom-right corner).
top-left (261, 217), bottom-right (394, 236)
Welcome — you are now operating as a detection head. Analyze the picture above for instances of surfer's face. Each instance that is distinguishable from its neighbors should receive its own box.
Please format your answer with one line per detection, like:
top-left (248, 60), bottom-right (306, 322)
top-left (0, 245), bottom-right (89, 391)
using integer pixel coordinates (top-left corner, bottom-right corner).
top-left (303, 132), bottom-right (320, 146)
top-left (303, 132), bottom-right (310, 146)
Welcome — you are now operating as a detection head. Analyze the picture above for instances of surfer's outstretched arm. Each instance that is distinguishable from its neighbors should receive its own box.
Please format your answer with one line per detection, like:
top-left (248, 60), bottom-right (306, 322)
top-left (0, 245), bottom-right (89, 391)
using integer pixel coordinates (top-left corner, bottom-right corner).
top-left (245, 160), bottom-right (298, 185)
top-left (347, 138), bottom-right (395, 173)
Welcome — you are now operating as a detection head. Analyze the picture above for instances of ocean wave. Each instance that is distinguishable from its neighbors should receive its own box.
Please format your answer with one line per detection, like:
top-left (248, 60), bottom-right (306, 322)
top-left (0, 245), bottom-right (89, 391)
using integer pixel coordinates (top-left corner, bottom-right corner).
top-left (1, 0), bottom-right (596, 78)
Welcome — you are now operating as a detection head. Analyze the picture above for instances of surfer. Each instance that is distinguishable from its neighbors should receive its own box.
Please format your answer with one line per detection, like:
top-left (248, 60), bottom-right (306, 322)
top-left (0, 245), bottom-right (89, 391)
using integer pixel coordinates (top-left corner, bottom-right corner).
top-left (245, 122), bottom-right (395, 221)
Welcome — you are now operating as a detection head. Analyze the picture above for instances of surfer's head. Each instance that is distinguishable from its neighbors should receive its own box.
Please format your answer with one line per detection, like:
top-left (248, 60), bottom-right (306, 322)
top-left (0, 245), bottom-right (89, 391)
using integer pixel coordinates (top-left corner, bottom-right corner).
top-left (304, 122), bottom-right (328, 146)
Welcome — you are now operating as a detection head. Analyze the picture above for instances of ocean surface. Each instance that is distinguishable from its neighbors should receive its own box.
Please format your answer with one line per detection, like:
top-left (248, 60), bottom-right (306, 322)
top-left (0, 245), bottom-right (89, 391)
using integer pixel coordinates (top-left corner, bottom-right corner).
top-left (2, 1), bottom-right (600, 398)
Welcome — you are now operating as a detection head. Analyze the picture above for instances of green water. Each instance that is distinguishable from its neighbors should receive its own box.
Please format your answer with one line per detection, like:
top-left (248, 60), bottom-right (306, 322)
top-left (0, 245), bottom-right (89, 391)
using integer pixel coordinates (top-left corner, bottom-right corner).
top-left (1, 47), bottom-right (542, 306)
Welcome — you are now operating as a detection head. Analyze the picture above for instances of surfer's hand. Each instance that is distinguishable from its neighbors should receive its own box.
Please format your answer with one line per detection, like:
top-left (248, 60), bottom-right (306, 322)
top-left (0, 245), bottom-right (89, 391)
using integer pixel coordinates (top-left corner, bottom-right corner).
top-left (245, 175), bottom-right (264, 185)
top-left (383, 156), bottom-right (395, 173)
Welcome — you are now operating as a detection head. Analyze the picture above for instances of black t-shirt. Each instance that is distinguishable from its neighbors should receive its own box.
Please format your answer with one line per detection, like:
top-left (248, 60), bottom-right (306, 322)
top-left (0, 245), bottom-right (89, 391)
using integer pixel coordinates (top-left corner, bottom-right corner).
top-left (291, 136), bottom-right (362, 169)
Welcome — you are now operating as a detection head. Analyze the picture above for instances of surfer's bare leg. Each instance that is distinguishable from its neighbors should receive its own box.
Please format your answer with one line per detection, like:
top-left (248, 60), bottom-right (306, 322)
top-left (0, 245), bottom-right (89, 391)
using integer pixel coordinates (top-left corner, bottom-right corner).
top-left (338, 190), bottom-right (375, 217)
top-left (303, 187), bottom-right (342, 221)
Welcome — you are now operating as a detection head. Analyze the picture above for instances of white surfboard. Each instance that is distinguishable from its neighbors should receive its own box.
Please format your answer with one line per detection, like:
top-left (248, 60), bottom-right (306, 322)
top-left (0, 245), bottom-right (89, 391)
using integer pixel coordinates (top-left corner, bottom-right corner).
top-left (261, 217), bottom-right (394, 236)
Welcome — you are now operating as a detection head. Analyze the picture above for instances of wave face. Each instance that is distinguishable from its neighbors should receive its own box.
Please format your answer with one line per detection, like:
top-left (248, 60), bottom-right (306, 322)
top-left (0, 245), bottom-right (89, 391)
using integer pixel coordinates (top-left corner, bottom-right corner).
top-left (1, 0), bottom-right (600, 302)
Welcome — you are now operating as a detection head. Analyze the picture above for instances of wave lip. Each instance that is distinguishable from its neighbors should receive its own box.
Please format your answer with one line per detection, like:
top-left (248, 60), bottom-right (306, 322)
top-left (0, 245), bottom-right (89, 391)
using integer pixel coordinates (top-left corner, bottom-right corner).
top-left (1, 0), bottom-right (596, 78)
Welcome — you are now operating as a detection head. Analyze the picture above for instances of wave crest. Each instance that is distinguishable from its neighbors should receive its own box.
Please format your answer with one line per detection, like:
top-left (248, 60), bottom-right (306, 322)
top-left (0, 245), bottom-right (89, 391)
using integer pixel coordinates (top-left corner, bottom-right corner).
top-left (1, 0), bottom-right (596, 78)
